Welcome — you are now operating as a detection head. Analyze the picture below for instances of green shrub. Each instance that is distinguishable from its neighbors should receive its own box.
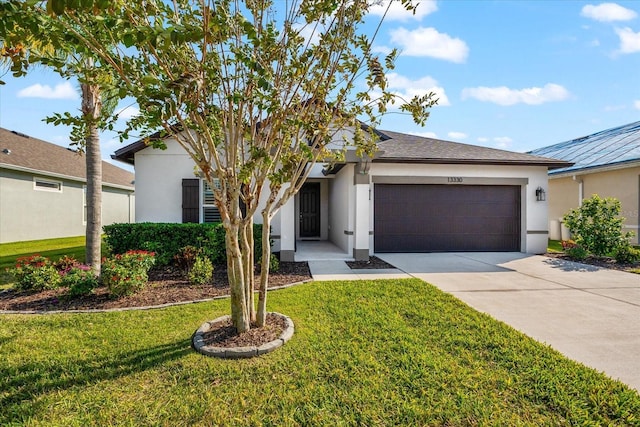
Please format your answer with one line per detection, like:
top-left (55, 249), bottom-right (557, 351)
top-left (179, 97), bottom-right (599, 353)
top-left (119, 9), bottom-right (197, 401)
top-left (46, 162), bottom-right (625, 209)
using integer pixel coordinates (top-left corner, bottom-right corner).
top-left (563, 195), bottom-right (632, 257)
top-left (54, 255), bottom-right (80, 272)
top-left (62, 265), bottom-right (99, 297)
top-left (562, 241), bottom-right (589, 261)
top-left (614, 245), bottom-right (640, 264)
top-left (8, 255), bottom-right (62, 291)
top-left (103, 222), bottom-right (264, 266)
top-left (174, 245), bottom-right (203, 273)
top-left (262, 253), bottom-right (280, 272)
top-left (188, 256), bottom-right (214, 285)
top-left (101, 250), bottom-right (156, 298)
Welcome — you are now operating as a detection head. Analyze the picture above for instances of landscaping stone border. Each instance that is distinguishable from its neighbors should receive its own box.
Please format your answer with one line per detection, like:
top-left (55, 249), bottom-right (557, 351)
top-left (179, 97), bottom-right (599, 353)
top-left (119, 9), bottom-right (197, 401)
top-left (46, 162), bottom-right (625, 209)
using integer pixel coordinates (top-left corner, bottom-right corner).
top-left (192, 312), bottom-right (294, 359)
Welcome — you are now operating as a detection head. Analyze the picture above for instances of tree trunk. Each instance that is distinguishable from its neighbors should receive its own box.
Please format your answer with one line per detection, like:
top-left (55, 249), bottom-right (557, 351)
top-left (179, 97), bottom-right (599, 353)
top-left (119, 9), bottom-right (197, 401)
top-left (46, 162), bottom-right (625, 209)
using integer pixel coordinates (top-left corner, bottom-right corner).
top-left (256, 211), bottom-right (272, 327)
top-left (240, 218), bottom-right (256, 323)
top-left (225, 221), bottom-right (251, 332)
top-left (81, 83), bottom-right (102, 275)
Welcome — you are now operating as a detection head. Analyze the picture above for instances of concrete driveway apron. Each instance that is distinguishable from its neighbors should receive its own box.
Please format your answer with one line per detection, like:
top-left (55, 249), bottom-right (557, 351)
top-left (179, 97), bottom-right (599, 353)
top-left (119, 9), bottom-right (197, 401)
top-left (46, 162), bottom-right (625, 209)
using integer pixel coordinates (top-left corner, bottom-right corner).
top-left (376, 252), bottom-right (640, 392)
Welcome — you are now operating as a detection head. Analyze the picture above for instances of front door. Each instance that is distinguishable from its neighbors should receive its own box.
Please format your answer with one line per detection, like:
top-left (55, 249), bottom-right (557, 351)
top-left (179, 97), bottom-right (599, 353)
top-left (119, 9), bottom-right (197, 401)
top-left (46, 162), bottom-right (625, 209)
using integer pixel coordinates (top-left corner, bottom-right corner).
top-left (300, 182), bottom-right (321, 238)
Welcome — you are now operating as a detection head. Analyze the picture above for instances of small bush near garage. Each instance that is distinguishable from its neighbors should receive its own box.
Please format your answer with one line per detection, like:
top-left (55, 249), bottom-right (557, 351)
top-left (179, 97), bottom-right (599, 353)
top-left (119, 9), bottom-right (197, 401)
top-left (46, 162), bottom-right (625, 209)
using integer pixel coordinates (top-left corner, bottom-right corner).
top-left (561, 240), bottom-right (589, 261)
top-left (614, 244), bottom-right (640, 264)
top-left (563, 195), bottom-right (633, 257)
top-left (103, 223), bottom-right (263, 267)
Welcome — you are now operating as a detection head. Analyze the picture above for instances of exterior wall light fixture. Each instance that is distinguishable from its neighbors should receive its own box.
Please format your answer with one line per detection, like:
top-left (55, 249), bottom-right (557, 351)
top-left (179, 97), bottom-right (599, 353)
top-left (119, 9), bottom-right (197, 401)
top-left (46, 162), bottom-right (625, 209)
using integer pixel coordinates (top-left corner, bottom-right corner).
top-left (535, 186), bottom-right (546, 202)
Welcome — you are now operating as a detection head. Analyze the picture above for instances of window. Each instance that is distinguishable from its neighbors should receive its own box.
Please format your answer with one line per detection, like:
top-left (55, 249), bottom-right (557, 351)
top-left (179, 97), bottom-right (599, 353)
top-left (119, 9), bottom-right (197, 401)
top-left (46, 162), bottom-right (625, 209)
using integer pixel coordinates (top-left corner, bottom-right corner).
top-left (34, 178), bottom-right (62, 192)
top-left (202, 179), bottom-right (221, 223)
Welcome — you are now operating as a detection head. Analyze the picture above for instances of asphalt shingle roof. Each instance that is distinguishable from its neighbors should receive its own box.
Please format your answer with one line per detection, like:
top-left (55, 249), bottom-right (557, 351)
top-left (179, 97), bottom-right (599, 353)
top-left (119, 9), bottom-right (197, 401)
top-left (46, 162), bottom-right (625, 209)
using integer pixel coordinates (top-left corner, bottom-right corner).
top-left (375, 129), bottom-right (569, 168)
top-left (529, 121), bottom-right (640, 175)
top-left (0, 127), bottom-right (134, 189)
top-left (113, 127), bottom-right (570, 169)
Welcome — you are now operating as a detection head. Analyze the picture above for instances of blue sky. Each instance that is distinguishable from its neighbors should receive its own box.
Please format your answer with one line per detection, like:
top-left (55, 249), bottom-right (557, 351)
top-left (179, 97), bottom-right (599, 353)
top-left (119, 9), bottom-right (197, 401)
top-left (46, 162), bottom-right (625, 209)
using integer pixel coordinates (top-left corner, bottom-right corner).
top-left (1, 0), bottom-right (639, 173)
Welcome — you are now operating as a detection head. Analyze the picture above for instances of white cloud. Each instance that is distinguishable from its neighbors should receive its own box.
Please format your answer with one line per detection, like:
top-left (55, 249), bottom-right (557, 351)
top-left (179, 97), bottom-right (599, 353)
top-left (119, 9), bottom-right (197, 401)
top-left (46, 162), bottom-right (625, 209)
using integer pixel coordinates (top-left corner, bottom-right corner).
top-left (477, 137), bottom-right (489, 143)
top-left (448, 131), bottom-right (467, 140)
top-left (634, 100), bottom-right (640, 109)
top-left (385, 72), bottom-right (450, 106)
top-left (115, 106), bottom-right (140, 120)
top-left (461, 83), bottom-right (570, 106)
top-left (581, 3), bottom-right (637, 22)
top-left (371, 44), bottom-right (393, 55)
top-left (369, 0), bottom-right (438, 21)
top-left (615, 27), bottom-right (640, 53)
top-left (493, 136), bottom-right (513, 148)
top-left (17, 82), bottom-right (78, 100)
top-left (409, 131), bottom-right (438, 138)
top-left (389, 27), bottom-right (469, 63)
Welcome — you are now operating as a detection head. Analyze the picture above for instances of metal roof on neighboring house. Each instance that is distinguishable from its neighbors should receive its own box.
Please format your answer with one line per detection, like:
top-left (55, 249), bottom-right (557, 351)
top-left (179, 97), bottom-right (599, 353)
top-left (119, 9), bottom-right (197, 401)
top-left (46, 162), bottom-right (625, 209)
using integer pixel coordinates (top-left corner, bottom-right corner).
top-left (529, 121), bottom-right (640, 175)
top-left (0, 127), bottom-right (135, 189)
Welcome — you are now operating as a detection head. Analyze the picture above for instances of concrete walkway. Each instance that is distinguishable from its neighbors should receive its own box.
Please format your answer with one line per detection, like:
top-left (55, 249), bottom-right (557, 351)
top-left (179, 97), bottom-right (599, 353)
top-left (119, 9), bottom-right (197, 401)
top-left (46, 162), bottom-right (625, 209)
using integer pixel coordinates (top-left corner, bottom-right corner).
top-left (309, 253), bottom-right (640, 392)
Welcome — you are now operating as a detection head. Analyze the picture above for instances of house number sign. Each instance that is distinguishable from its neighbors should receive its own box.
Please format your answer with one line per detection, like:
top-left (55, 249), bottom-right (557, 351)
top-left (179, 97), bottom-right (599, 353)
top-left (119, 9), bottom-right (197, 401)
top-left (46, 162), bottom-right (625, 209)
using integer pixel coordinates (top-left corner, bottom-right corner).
top-left (447, 177), bottom-right (464, 183)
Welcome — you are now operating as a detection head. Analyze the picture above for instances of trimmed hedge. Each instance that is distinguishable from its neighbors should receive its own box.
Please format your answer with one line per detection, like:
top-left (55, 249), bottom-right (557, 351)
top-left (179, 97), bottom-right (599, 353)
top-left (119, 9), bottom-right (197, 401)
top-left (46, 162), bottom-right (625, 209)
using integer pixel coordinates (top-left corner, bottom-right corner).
top-left (103, 223), bottom-right (263, 267)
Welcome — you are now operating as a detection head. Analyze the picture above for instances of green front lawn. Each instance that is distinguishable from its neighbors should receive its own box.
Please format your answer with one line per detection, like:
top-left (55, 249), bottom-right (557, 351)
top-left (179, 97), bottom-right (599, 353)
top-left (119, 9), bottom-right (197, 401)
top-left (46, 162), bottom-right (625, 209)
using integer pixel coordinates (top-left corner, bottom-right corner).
top-left (1, 279), bottom-right (637, 426)
top-left (547, 239), bottom-right (563, 253)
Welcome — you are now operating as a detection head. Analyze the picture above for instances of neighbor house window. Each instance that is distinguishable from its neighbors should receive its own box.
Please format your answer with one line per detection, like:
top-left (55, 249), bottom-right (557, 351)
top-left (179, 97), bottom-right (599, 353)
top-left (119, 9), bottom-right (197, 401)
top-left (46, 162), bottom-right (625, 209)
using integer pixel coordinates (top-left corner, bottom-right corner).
top-left (202, 179), bottom-right (221, 223)
top-left (34, 178), bottom-right (62, 192)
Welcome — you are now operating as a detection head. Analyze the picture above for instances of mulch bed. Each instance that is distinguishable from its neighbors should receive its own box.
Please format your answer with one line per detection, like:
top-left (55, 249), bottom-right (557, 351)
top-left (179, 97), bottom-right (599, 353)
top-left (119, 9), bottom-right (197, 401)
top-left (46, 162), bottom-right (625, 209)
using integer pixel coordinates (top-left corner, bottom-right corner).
top-left (201, 312), bottom-right (286, 348)
top-left (346, 256), bottom-right (396, 270)
top-left (0, 262), bottom-right (311, 312)
top-left (545, 252), bottom-right (640, 273)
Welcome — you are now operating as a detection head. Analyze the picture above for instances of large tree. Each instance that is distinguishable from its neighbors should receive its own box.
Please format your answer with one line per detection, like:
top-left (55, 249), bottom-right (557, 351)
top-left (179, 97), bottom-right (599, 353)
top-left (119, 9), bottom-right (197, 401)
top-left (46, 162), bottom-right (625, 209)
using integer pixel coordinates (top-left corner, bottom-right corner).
top-left (0, 2), bottom-right (122, 275)
top-left (35, 0), bottom-right (436, 332)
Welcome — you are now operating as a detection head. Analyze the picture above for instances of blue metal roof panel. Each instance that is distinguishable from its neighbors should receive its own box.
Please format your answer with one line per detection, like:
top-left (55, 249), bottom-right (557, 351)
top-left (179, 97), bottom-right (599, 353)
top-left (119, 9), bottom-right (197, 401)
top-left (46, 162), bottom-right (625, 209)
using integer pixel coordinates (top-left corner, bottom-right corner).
top-left (529, 121), bottom-right (640, 174)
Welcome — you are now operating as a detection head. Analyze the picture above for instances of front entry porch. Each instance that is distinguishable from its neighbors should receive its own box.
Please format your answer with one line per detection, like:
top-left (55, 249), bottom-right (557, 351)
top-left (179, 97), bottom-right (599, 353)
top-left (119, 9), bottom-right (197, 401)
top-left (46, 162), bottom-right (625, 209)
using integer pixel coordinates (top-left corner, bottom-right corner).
top-left (277, 163), bottom-right (372, 262)
top-left (294, 240), bottom-right (354, 261)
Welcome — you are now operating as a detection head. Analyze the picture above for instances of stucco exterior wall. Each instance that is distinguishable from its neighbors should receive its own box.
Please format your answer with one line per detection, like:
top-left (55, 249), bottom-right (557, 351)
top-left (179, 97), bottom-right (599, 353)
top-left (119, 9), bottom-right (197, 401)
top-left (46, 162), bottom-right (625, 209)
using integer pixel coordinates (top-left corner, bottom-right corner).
top-left (134, 138), bottom-right (200, 223)
top-left (0, 169), bottom-right (134, 243)
top-left (369, 163), bottom-right (550, 254)
top-left (328, 164), bottom-right (354, 252)
top-left (102, 187), bottom-right (135, 227)
top-left (549, 166), bottom-right (640, 244)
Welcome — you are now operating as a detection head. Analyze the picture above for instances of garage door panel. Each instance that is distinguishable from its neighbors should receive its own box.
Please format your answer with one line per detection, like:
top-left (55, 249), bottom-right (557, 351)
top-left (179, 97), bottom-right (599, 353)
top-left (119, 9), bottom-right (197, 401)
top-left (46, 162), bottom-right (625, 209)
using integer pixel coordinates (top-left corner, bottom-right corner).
top-left (374, 184), bottom-right (521, 252)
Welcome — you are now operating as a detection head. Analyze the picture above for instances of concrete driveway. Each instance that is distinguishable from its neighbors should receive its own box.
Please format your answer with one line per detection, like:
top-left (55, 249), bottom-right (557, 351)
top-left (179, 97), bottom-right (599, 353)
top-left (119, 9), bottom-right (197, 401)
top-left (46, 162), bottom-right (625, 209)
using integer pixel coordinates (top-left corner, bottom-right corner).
top-left (376, 252), bottom-right (640, 392)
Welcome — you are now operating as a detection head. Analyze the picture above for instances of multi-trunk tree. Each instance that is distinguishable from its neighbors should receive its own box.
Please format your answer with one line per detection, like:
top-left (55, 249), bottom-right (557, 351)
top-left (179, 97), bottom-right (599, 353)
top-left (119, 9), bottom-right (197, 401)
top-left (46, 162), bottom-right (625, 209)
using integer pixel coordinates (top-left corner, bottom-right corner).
top-left (12, 0), bottom-right (436, 332)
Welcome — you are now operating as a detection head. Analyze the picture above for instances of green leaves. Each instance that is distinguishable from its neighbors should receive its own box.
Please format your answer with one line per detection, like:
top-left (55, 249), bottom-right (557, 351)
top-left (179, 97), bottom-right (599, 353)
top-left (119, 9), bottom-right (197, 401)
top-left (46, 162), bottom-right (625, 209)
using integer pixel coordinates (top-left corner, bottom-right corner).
top-left (563, 194), bottom-right (633, 256)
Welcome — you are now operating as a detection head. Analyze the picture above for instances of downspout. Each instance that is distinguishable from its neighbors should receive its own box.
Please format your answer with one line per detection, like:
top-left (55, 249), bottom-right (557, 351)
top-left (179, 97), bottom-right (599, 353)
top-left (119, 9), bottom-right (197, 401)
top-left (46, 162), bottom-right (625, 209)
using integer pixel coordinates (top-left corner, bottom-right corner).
top-left (573, 175), bottom-right (583, 206)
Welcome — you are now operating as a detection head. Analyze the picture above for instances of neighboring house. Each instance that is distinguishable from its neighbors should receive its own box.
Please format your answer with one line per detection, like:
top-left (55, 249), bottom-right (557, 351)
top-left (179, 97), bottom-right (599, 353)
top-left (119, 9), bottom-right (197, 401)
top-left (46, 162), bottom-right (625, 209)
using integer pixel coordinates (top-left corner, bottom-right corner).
top-left (0, 128), bottom-right (135, 243)
top-left (530, 121), bottom-right (640, 245)
top-left (113, 127), bottom-right (568, 261)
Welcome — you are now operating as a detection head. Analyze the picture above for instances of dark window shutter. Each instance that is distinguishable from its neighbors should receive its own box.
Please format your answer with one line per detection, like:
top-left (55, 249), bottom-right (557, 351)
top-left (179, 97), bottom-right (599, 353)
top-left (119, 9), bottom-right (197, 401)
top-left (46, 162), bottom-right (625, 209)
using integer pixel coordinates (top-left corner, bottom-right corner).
top-left (182, 179), bottom-right (200, 223)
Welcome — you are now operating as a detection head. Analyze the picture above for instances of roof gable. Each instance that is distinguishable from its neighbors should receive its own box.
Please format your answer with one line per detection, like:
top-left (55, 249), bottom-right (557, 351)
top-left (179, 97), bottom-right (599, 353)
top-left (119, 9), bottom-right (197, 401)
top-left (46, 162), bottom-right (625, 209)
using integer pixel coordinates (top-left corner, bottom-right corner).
top-left (0, 128), bottom-right (134, 189)
top-left (529, 121), bottom-right (640, 174)
top-left (375, 130), bottom-right (570, 168)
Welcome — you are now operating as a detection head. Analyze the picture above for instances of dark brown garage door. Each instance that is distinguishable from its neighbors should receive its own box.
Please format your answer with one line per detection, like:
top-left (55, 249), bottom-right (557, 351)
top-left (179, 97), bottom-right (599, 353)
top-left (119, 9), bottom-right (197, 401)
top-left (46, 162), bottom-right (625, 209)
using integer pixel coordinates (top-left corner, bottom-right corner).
top-left (374, 184), bottom-right (521, 252)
